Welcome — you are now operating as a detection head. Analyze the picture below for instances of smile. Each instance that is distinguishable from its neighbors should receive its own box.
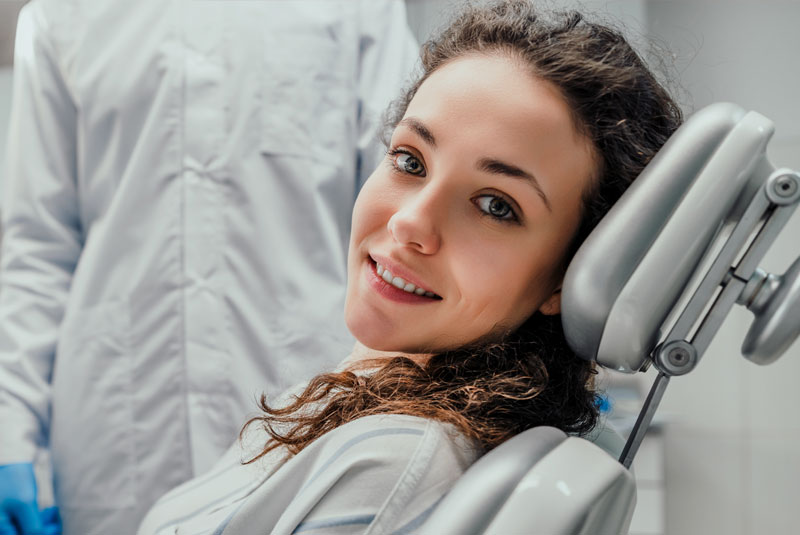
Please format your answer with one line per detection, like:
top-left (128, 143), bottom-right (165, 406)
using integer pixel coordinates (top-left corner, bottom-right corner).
top-left (366, 256), bottom-right (442, 304)
top-left (376, 262), bottom-right (437, 297)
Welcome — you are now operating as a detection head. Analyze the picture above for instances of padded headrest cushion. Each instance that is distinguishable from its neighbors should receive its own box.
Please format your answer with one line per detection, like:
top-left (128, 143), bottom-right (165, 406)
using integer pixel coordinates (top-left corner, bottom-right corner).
top-left (562, 102), bottom-right (774, 372)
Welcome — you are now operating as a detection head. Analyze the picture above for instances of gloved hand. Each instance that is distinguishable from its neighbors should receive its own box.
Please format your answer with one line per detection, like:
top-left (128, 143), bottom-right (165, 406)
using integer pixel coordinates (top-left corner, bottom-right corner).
top-left (0, 463), bottom-right (61, 535)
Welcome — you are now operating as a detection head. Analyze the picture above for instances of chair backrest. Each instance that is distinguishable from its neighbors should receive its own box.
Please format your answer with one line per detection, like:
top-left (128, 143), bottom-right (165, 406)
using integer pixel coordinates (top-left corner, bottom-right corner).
top-left (420, 425), bottom-right (635, 535)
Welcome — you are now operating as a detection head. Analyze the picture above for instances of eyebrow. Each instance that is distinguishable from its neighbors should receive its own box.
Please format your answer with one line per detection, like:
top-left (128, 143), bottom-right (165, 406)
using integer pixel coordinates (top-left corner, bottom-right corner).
top-left (398, 117), bottom-right (437, 148)
top-left (477, 158), bottom-right (552, 212)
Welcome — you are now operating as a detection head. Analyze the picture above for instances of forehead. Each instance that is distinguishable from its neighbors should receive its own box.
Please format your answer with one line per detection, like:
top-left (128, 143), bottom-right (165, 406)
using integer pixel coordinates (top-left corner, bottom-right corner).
top-left (403, 53), bottom-right (597, 212)
top-left (407, 53), bottom-right (581, 143)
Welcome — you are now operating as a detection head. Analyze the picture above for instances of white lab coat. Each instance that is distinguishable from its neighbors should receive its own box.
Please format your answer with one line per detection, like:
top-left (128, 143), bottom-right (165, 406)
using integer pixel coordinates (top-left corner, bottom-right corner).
top-left (0, 1), bottom-right (418, 533)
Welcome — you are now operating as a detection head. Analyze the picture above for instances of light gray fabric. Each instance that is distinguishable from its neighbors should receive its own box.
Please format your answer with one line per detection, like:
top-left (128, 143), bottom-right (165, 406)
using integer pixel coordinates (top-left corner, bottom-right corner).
top-left (137, 414), bottom-right (480, 535)
top-left (0, 1), bottom-right (417, 532)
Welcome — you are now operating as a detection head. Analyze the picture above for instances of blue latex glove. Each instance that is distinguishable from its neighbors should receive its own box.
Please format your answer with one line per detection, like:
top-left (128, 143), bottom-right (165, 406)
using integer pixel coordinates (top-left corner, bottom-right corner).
top-left (38, 509), bottom-right (60, 535)
top-left (0, 463), bottom-right (61, 535)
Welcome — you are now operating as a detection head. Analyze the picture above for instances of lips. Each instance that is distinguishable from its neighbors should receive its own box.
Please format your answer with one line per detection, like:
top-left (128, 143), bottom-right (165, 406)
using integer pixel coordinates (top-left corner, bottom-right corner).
top-left (375, 262), bottom-right (437, 297)
top-left (367, 255), bottom-right (441, 302)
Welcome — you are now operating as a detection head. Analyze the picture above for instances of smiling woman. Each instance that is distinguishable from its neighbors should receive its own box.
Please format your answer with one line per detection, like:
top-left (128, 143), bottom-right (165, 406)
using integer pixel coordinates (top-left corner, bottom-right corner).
top-left (138, 1), bottom-right (682, 533)
top-left (347, 53), bottom-right (594, 354)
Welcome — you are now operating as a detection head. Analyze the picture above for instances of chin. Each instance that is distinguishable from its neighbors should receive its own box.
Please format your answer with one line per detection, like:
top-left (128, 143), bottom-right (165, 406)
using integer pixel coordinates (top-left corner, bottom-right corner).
top-left (352, 330), bottom-right (404, 353)
top-left (346, 319), bottom-right (418, 354)
top-left (345, 310), bottom-right (384, 350)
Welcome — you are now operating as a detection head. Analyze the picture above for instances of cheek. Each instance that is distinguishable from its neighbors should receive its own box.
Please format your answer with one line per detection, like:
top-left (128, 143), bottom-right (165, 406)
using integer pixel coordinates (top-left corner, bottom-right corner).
top-left (353, 167), bottom-right (401, 223)
top-left (452, 244), bottom-right (520, 298)
top-left (454, 241), bottom-right (557, 320)
top-left (350, 179), bottom-right (386, 246)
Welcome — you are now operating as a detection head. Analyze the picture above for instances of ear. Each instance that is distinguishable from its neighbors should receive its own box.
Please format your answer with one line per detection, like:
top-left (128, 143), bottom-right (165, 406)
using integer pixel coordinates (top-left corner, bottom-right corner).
top-left (538, 287), bottom-right (562, 316)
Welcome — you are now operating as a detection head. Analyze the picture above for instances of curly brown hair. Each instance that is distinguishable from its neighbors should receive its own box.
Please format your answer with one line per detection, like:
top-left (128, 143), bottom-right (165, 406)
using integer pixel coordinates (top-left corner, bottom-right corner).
top-left (243, 0), bottom-right (683, 461)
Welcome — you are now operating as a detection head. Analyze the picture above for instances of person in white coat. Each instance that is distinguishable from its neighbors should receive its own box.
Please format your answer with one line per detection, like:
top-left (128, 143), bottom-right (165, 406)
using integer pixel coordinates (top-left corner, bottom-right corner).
top-left (0, 1), bottom-right (417, 533)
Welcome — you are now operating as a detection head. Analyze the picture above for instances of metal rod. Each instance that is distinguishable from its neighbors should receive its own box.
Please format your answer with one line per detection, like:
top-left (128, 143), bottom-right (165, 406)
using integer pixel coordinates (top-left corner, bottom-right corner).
top-left (619, 372), bottom-right (671, 469)
top-left (664, 185), bottom-right (770, 345)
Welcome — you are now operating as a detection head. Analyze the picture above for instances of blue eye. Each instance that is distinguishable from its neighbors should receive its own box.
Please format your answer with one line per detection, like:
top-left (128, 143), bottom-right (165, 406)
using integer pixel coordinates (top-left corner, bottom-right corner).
top-left (389, 149), bottom-right (426, 177)
top-left (475, 195), bottom-right (518, 222)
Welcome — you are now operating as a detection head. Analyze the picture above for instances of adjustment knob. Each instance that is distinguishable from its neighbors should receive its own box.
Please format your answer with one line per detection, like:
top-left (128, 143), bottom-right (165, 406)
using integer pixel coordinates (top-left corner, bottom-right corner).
top-left (741, 255), bottom-right (800, 364)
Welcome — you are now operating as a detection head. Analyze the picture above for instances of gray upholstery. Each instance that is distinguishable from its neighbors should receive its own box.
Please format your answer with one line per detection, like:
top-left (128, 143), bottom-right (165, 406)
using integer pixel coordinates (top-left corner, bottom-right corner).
top-left (562, 102), bottom-right (775, 372)
top-left (420, 427), bottom-right (567, 535)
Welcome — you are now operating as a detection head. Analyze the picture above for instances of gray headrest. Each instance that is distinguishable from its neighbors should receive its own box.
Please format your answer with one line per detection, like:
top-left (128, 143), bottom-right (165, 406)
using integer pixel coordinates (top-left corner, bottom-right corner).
top-left (562, 102), bottom-right (775, 372)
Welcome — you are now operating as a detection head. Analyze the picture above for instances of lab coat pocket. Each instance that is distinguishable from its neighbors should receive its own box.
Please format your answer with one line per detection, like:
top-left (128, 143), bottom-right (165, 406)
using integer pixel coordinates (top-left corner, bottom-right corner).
top-left (259, 30), bottom-right (348, 162)
top-left (51, 300), bottom-right (135, 509)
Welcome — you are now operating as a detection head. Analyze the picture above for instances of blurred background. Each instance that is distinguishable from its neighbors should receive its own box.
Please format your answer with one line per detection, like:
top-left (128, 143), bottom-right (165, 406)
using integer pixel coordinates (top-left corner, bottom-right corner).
top-left (1, 1), bottom-right (799, 534)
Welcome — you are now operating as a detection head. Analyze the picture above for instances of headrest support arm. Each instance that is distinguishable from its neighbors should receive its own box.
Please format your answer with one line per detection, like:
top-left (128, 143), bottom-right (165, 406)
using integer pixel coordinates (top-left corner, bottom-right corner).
top-left (619, 169), bottom-right (800, 468)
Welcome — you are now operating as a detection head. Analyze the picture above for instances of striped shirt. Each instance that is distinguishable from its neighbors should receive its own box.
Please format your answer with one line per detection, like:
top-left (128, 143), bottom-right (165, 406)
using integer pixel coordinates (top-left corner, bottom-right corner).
top-left (137, 413), bottom-right (480, 535)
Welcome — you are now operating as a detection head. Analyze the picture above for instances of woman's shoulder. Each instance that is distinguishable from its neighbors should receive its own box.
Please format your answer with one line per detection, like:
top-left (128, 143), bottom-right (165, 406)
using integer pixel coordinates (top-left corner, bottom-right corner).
top-left (324, 412), bottom-right (447, 437)
top-left (259, 414), bottom-right (481, 534)
top-left (292, 413), bottom-right (482, 505)
top-left (312, 413), bottom-right (480, 466)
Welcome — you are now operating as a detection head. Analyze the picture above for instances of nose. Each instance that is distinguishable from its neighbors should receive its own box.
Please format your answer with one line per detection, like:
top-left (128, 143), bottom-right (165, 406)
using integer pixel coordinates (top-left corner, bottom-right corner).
top-left (387, 188), bottom-right (443, 254)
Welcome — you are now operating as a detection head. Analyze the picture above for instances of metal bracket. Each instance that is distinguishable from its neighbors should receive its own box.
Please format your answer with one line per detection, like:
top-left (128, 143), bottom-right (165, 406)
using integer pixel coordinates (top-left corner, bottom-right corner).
top-left (618, 168), bottom-right (799, 469)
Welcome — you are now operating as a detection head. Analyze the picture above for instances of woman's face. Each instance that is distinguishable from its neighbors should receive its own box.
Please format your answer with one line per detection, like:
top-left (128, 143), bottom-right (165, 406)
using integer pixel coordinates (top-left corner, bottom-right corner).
top-left (345, 53), bottom-right (597, 354)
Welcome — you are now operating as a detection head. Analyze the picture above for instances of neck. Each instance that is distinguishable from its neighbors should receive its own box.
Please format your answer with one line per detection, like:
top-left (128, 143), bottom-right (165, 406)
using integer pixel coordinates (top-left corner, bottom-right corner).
top-left (339, 342), bottom-right (432, 371)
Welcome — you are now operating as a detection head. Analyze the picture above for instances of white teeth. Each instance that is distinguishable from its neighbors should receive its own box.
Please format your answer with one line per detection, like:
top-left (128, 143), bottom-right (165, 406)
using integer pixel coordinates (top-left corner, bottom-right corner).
top-left (375, 262), bottom-right (436, 298)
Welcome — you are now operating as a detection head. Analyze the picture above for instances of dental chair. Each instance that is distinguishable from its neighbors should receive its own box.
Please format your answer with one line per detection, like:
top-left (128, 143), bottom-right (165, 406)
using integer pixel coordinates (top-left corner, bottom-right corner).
top-left (420, 102), bottom-right (800, 535)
